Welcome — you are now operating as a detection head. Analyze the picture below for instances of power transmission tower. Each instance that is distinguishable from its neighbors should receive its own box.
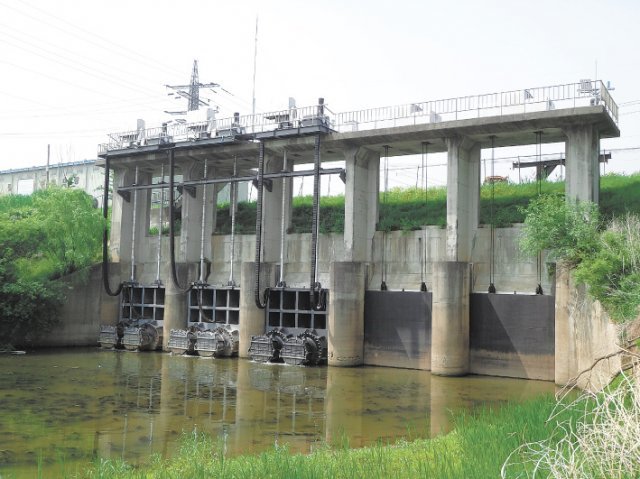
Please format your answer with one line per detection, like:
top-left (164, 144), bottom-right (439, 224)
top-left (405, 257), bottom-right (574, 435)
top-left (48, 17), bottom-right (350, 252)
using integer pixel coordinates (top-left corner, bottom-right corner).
top-left (165, 60), bottom-right (219, 115)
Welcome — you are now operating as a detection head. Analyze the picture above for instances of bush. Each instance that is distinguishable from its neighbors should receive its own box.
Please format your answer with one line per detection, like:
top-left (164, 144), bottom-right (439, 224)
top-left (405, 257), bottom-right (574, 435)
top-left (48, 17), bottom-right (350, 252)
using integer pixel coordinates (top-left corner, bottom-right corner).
top-left (520, 195), bottom-right (640, 323)
top-left (519, 194), bottom-right (601, 267)
top-left (0, 188), bottom-right (104, 346)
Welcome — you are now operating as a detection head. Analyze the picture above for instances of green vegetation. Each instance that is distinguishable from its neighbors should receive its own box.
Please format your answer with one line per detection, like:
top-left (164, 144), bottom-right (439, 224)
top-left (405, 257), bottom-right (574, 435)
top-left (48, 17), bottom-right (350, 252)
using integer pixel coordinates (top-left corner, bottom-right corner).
top-left (503, 374), bottom-right (640, 478)
top-left (0, 188), bottom-right (104, 348)
top-left (215, 173), bottom-right (640, 234)
top-left (520, 194), bottom-right (640, 323)
top-left (75, 394), bottom-right (573, 479)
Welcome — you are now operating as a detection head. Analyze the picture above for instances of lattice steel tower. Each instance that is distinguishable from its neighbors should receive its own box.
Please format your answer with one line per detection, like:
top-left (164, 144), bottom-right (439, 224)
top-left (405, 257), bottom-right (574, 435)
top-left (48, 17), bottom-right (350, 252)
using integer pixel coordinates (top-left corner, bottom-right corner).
top-left (166, 60), bottom-right (219, 113)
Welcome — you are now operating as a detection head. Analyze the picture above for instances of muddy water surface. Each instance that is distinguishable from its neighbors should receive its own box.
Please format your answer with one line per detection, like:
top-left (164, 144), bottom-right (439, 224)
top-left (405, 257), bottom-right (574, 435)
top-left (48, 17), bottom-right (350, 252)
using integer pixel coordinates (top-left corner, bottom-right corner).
top-left (0, 349), bottom-right (555, 478)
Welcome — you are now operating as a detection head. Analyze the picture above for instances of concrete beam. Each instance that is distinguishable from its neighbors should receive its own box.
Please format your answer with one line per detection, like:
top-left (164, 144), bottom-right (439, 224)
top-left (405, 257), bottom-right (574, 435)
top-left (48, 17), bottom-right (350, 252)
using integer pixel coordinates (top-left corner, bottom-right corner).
top-left (564, 124), bottom-right (600, 203)
top-left (445, 136), bottom-right (480, 262)
top-left (343, 147), bottom-right (379, 262)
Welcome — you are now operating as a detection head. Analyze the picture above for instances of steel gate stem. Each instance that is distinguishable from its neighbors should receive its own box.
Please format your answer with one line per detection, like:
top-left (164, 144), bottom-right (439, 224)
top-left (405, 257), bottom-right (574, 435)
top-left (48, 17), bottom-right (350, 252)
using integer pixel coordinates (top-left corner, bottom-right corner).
top-left (278, 151), bottom-right (288, 287)
top-left (228, 157), bottom-right (238, 287)
top-left (310, 134), bottom-right (322, 306)
top-left (130, 166), bottom-right (139, 283)
top-left (155, 163), bottom-right (164, 285)
top-left (199, 159), bottom-right (209, 284)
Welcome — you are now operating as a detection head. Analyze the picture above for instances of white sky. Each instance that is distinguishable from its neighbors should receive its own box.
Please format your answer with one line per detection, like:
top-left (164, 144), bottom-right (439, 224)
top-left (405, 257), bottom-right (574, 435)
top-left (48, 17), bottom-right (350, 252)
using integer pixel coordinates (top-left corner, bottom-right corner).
top-left (1, 0), bottom-right (640, 189)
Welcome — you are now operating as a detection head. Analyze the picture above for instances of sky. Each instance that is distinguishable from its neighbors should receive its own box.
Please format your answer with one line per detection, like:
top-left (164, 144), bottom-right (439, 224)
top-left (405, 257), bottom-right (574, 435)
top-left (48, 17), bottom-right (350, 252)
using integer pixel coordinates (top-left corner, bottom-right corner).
top-left (1, 0), bottom-right (640, 190)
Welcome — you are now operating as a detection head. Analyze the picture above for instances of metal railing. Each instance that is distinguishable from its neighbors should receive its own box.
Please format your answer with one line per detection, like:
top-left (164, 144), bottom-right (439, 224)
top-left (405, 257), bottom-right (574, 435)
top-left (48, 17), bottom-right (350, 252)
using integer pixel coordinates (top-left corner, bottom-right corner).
top-left (98, 80), bottom-right (617, 154)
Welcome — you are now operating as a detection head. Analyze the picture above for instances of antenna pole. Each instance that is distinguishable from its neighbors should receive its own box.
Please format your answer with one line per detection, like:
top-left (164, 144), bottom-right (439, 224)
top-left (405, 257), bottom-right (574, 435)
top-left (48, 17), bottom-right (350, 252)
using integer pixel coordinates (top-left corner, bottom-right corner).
top-left (251, 15), bottom-right (259, 120)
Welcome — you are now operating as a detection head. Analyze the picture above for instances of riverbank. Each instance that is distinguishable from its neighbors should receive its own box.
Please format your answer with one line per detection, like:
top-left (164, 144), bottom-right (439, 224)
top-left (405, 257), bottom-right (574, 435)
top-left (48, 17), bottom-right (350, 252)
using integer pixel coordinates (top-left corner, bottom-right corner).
top-left (74, 393), bottom-right (570, 479)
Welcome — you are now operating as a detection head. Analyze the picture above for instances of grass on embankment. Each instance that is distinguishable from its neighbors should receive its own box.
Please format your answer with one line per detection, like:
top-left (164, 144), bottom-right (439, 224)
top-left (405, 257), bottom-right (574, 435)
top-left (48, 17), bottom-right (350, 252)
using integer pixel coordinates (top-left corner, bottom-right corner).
top-left (215, 173), bottom-right (640, 234)
top-left (76, 394), bottom-right (579, 479)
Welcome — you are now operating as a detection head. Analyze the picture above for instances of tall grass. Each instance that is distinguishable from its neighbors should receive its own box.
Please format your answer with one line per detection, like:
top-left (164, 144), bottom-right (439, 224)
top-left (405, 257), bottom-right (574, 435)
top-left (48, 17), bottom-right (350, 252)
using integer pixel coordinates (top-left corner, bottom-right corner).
top-left (76, 394), bottom-right (583, 479)
top-left (214, 174), bottom-right (640, 234)
top-left (502, 373), bottom-right (640, 478)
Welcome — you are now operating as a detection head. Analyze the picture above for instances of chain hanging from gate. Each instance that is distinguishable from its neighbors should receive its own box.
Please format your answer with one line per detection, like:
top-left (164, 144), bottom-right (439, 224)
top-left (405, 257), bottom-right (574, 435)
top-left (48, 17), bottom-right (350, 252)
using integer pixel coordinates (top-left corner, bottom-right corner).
top-left (488, 136), bottom-right (497, 294)
top-left (381, 145), bottom-right (390, 291)
top-left (535, 131), bottom-right (544, 295)
top-left (420, 142), bottom-right (429, 292)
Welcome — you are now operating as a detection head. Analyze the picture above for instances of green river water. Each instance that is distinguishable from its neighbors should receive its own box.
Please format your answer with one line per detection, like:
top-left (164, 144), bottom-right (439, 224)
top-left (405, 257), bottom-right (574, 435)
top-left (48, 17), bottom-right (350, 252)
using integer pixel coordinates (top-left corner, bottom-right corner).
top-left (0, 348), bottom-right (555, 478)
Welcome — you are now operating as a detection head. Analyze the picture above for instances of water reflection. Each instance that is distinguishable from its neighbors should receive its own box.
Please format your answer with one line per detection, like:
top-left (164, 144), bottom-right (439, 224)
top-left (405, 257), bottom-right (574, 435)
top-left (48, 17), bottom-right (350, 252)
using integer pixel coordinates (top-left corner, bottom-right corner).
top-left (0, 349), bottom-right (555, 478)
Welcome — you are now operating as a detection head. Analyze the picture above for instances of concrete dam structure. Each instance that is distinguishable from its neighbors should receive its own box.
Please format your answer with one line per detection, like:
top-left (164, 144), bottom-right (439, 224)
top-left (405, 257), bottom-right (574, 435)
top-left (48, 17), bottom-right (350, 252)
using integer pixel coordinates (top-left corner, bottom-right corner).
top-left (97, 80), bottom-right (619, 382)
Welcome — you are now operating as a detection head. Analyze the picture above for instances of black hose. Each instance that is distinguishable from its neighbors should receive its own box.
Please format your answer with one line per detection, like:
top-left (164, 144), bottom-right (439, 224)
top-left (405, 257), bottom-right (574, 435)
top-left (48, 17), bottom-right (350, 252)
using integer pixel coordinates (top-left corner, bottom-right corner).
top-left (310, 134), bottom-right (322, 308)
top-left (102, 155), bottom-right (124, 297)
top-left (254, 141), bottom-right (269, 309)
top-left (168, 149), bottom-right (192, 293)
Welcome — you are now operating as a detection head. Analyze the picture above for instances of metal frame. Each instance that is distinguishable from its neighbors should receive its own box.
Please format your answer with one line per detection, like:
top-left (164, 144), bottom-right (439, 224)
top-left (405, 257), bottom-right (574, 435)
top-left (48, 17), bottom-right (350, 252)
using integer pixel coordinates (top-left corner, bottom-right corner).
top-left (187, 286), bottom-right (240, 326)
top-left (266, 288), bottom-right (328, 335)
top-left (119, 284), bottom-right (165, 324)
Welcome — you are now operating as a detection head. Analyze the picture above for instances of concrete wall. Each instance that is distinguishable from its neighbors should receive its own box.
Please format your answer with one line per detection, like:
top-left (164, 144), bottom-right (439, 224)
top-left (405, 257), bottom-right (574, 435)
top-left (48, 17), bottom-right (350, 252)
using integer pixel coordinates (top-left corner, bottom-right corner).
top-left (470, 293), bottom-right (555, 381)
top-left (555, 265), bottom-right (623, 391)
top-left (204, 226), bottom-right (552, 294)
top-left (30, 264), bottom-right (120, 347)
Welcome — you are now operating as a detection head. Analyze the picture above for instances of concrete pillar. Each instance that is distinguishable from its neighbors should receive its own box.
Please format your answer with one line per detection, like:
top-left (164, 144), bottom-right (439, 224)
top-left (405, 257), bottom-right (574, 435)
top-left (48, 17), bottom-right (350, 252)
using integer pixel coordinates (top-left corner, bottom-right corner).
top-left (179, 161), bottom-right (216, 263)
top-left (431, 261), bottom-right (470, 376)
top-left (564, 124), bottom-right (600, 203)
top-left (343, 147), bottom-right (379, 262)
top-left (261, 153), bottom-right (285, 263)
top-left (162, 262), bottom-right (193, 349)
top-left (239, 261), bottom-right (275, 358)
top-left (328, 261), bottom-right (365, 366)
top-left (109, 168), bottom-right (128, 262)
top-left (444, 136), bottom-right (480, 262)
top-left (112, 168), bottom-right (150, 278)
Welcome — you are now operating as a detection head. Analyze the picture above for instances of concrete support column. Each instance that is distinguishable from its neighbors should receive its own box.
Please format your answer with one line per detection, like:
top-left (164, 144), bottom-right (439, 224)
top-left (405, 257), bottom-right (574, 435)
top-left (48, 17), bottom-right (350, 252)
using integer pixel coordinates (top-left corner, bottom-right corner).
top-left (261, 154), bottom-right (285, 263)
top-left (162, 262), bottom-right (194, 349)
top-left (239, 261), bottom-right (275, 358)
top-left (111, 167), bottom-right (150, 277)
top-left (444, 136), bottom-right (480, 262)
top-left (328, 262), bottom-right (365, 366)
top-left (343, 147), bottom-right (379, 262)
top-left (179, 161), bottom-right (216, 263)
top-left (109, 167), bottom-right (131, 263)
top-left (431, 261), bottom-right (470, 376)
top-left (564, 124), bottom-right (600, 203)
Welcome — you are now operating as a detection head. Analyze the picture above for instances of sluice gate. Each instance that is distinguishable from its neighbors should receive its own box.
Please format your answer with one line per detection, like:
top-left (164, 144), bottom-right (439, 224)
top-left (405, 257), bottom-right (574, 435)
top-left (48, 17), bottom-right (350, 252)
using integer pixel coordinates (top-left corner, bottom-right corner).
top-left (99, 284), bottom-right (165, 351)
top-left (96, 81), bottom-right (619, 380)
top-left (168, 285), bottom-right (240, 357)
top-left (249, 288), bottom-right (329, 366)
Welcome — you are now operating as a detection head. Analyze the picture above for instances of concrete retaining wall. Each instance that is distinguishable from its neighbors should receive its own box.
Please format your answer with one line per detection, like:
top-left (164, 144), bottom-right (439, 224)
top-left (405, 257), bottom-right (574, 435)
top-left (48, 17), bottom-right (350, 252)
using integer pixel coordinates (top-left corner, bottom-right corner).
top-left (30, 264), bottom-right (120, 347)
top-left (555, 265), bottom-right (623, 391)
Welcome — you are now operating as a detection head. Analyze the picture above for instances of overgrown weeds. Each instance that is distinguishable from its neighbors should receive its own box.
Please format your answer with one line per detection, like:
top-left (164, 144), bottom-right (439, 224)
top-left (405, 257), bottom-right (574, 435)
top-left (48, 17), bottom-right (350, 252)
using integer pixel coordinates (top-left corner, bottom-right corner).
top-left (502, 373), bottom-right (640, 478)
